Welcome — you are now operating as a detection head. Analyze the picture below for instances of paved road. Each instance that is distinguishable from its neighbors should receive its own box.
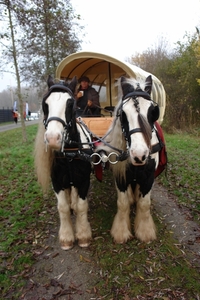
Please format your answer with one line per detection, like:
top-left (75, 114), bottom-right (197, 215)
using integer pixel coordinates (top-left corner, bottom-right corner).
top-left (0, 119), bottom-right (39, 132)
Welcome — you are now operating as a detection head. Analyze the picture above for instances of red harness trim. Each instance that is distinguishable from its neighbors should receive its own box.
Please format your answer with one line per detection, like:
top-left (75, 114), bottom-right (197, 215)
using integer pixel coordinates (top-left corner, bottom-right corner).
top-left (154, 121), bottom-right (167, 178)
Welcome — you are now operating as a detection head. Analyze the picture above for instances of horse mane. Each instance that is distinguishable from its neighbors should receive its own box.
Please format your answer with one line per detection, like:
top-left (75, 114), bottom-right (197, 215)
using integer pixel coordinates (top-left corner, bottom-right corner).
top-left (34, 118), bottom-right (54, 192)
top-left (138, 113), bottom-right (152, 148)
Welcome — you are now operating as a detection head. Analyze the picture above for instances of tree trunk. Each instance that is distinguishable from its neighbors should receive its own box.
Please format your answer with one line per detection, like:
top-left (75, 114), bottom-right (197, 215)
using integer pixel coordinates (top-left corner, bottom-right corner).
top-left (7, 0), bottom-right (27, 142)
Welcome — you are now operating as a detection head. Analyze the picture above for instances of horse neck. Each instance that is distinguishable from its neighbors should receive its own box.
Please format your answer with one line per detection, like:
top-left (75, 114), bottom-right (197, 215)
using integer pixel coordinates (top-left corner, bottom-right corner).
top-left (108, 117), bottom-right (126, 150)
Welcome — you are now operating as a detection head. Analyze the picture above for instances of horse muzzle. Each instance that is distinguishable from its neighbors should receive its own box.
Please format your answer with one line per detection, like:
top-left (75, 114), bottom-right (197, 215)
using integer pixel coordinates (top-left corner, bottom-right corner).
top-left (130, 149), bottom-right (149, 165)
top-left (44, 131), bottom-right (63, 150)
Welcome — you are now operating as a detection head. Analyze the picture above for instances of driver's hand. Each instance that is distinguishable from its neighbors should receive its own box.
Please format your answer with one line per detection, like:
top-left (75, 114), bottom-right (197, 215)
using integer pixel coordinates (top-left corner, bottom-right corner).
top-left (87, 100), bottom-right (92, 107)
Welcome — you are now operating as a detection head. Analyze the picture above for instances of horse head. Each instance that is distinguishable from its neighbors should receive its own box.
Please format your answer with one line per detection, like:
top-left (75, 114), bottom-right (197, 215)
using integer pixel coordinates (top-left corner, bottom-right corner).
top-left (42, 76), bottom-right (78, 150)
top-left (119, 75), bottom-right (159, 165)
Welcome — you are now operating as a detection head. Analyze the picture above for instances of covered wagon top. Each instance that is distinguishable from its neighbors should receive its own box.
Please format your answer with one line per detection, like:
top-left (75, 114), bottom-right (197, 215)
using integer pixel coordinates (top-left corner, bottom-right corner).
top-left (56, 51), bottom-right (166, 124)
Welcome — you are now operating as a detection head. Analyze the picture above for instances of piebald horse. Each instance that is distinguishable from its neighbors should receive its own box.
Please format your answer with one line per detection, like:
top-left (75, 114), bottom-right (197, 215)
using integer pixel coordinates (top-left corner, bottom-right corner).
top-left (34, 76), bottom-right (93, 250)
top-left (97, 75), bottom-right (160, 244)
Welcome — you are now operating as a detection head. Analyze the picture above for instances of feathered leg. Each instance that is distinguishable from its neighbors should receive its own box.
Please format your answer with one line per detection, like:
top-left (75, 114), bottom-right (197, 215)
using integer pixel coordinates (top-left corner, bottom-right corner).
top-left (57, 189), bottom-right (75, 250)
top-left (134, 187), bottom-right (156, 242)
top-left (111, 186), bottom-right (133, 243)
top-left (75, 197), bottom-right (92, 248)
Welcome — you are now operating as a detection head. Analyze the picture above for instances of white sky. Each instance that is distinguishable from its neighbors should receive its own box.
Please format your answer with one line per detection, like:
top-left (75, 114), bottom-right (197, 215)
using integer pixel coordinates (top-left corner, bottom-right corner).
top-left (0, 0), bottom-right (200, 91)
top-left (73, 0), bottom-right (200, 59)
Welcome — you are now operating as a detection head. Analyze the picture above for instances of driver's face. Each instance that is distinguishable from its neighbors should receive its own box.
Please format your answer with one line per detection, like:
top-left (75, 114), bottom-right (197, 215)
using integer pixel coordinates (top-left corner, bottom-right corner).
top-left (80, 80), bottom-right (89, 89)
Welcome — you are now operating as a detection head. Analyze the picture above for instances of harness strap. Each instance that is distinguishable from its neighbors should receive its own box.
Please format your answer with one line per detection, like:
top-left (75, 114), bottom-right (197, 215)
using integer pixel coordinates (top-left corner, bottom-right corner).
top-left (151, 143), bottom-right (162, 154)
top-left (43, 84), bottom-right (74, 102)
top-left (123, 91), bottom-right (151, 101)
top-left (45, 116), bottom-right (66, 129)
top-left (128, 128), bottom-right (142, 138)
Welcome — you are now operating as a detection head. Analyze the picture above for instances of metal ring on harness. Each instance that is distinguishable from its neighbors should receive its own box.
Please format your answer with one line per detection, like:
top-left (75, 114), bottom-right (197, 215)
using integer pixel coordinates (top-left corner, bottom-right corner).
top-left (90, 152), bottom-right (119, 165)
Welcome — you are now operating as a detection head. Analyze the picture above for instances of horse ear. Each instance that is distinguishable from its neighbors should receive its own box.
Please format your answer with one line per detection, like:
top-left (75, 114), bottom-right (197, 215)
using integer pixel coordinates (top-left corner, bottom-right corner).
top-left (144, 75), bottom-right (152, 95)
top-left (121, 76), bottom-right (126, 84)
top-left (68, 76), bottom-right (78, 94)
top-left (47, 75), bottom-right (54, 88)
top-left (121, 76), bottom-right (135, 98)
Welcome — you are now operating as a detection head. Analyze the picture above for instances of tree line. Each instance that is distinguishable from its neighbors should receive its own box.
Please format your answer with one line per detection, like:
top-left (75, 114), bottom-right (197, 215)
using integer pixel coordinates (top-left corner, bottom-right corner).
top-left (131, 33), bottom-right (200, 131)
top-left (0, 1), bottom-right (200, 136)
top-left (0, 0), bottom-right (82, 141)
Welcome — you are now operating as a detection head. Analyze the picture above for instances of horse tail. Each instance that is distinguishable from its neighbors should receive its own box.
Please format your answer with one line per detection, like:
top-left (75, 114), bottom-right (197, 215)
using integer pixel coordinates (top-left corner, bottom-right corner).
top-left (34, 119), bottom-right (53, 193)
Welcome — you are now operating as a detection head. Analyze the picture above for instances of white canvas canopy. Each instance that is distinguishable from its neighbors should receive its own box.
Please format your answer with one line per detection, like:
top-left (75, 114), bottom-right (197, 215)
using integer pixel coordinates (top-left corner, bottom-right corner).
top-left (56, 51), bottom-right (166, 124)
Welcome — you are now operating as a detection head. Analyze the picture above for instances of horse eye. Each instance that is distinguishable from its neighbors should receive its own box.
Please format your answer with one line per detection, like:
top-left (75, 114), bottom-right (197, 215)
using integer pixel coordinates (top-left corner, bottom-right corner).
top-left (121, 111), bottom-right (129, 134)
top-left (43, 103), bottom-right (48, 114)
top-left (42, 102), bottom-right (49, 120)
top-left (147, 104), bottom-right (159, 126)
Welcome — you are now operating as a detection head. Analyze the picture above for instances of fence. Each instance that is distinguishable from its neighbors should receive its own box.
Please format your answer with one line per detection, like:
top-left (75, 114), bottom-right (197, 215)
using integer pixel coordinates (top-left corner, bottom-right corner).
top-left (0, 108), bottom-right (13, 123)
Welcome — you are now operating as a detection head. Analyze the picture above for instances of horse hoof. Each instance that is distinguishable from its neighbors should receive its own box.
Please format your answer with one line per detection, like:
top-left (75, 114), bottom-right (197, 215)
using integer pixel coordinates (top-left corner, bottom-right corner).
top-left (78, 239), bottom-right (90, 248)
top-left (60, 241), bottom-right (74, 250)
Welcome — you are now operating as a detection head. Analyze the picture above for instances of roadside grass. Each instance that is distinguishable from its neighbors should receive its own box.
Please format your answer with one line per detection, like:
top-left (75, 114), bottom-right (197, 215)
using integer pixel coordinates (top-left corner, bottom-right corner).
top-left (0, 122), bottom-right (13, 126)
top-left (0, 125), bottom-right (56, 298)
top-left (0, 126), bottom-right (200, 299)
top-left (89, 169), bottom-right (200, 299)
top-left (158, 133), bottom-right (200, 222)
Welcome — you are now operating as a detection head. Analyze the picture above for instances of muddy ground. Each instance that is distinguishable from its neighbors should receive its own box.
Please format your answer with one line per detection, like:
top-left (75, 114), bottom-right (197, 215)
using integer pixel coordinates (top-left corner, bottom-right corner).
top-left (21, 181), bottom-right (200, 300)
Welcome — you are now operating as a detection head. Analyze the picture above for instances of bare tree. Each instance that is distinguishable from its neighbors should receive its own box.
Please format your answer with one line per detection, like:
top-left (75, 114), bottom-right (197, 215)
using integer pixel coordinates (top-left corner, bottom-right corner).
top-left (0, 0), bottom-right (27, 141)
top-left (16, 0), bottom-right (83, 85)
top-left (0, 0), bottom-right (84, 141)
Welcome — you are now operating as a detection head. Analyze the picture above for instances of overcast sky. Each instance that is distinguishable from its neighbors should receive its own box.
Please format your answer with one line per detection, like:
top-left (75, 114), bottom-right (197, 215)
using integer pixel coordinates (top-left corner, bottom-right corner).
top-left (0, 0), bottom-right (200, 91)
top-left (73, 0), bottom-right (200, 59)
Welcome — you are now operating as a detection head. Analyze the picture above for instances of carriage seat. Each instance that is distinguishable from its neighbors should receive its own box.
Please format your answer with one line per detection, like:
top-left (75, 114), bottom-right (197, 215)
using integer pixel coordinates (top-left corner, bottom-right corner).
top-left (81, 117), bottom-right (113, 137)
top-left (103, 106), bottom-right (115, 117)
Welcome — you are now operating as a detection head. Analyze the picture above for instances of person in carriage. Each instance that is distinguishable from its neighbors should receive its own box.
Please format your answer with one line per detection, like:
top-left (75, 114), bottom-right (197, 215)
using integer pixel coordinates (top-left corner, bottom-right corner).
top-left (75, 76), bottom-right (101, 117)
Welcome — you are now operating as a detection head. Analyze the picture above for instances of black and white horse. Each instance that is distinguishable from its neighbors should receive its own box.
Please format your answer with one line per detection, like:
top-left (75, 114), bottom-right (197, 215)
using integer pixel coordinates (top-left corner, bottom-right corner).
top-left (34, 76), bottom-right (93, 250)
top-left (96, 75), bottom-right (161, 244)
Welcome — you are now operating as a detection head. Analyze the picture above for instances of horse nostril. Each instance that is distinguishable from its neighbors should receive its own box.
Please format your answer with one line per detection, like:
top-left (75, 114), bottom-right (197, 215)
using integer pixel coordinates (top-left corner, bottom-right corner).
top-left (134, 157), bottom-right (142, 164)
top-left (134, 155), bottom-right (147, 164)
top-left (142, 155), bottom-right (146, 161)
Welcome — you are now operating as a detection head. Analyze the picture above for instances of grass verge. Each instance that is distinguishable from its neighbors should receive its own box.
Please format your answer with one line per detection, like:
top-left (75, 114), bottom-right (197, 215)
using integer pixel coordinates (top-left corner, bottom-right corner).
top-left (158, 132), bottom-right (200, 222)
top-left (0, 125), bottom-right (55, 298)
top-left (0, 126), bottom-right (199, 299)
top-left (89, 170), bottom-right (200, 299)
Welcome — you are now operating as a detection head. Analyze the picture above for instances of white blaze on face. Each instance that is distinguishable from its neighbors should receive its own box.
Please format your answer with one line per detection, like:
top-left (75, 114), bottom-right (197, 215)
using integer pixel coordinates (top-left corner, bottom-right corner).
top-left (44, 92), bottom-right (68, 150)
top-left (123, 98), bottom-right (151, 165)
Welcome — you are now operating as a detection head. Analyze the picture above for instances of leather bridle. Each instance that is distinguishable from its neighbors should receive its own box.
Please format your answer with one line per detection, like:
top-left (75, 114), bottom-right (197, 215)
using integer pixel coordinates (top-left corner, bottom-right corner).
top-left (117, 90), bottom-right (153, 142)
top-left (42, 83), bottom-right (75, 130)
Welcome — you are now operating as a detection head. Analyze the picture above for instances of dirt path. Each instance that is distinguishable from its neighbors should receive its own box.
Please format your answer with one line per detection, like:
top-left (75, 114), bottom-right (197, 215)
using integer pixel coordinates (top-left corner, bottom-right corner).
top-left (152, 181), bottom-right (200, 268)
top-left (21, 217), bottom-right (98, 300)
top-left (21, 180), bottom-right (200, 300)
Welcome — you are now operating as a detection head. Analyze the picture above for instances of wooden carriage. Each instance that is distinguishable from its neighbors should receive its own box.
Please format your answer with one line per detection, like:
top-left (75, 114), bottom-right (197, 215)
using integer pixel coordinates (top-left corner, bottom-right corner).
top-left (56, 51), bottom-right (166, 137)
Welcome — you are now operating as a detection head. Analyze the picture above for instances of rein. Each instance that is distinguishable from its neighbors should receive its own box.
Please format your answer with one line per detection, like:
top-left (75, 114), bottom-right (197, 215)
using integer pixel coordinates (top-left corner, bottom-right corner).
top-left (77, 117), bottom-right (129, 163)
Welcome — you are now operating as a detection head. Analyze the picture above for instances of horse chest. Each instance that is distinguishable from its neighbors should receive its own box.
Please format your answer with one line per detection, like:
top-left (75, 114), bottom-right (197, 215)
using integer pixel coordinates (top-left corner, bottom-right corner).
top-left (51, 155), bottom-right (91, 194)
top-left (116, 158), bottom-right (156, 196)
